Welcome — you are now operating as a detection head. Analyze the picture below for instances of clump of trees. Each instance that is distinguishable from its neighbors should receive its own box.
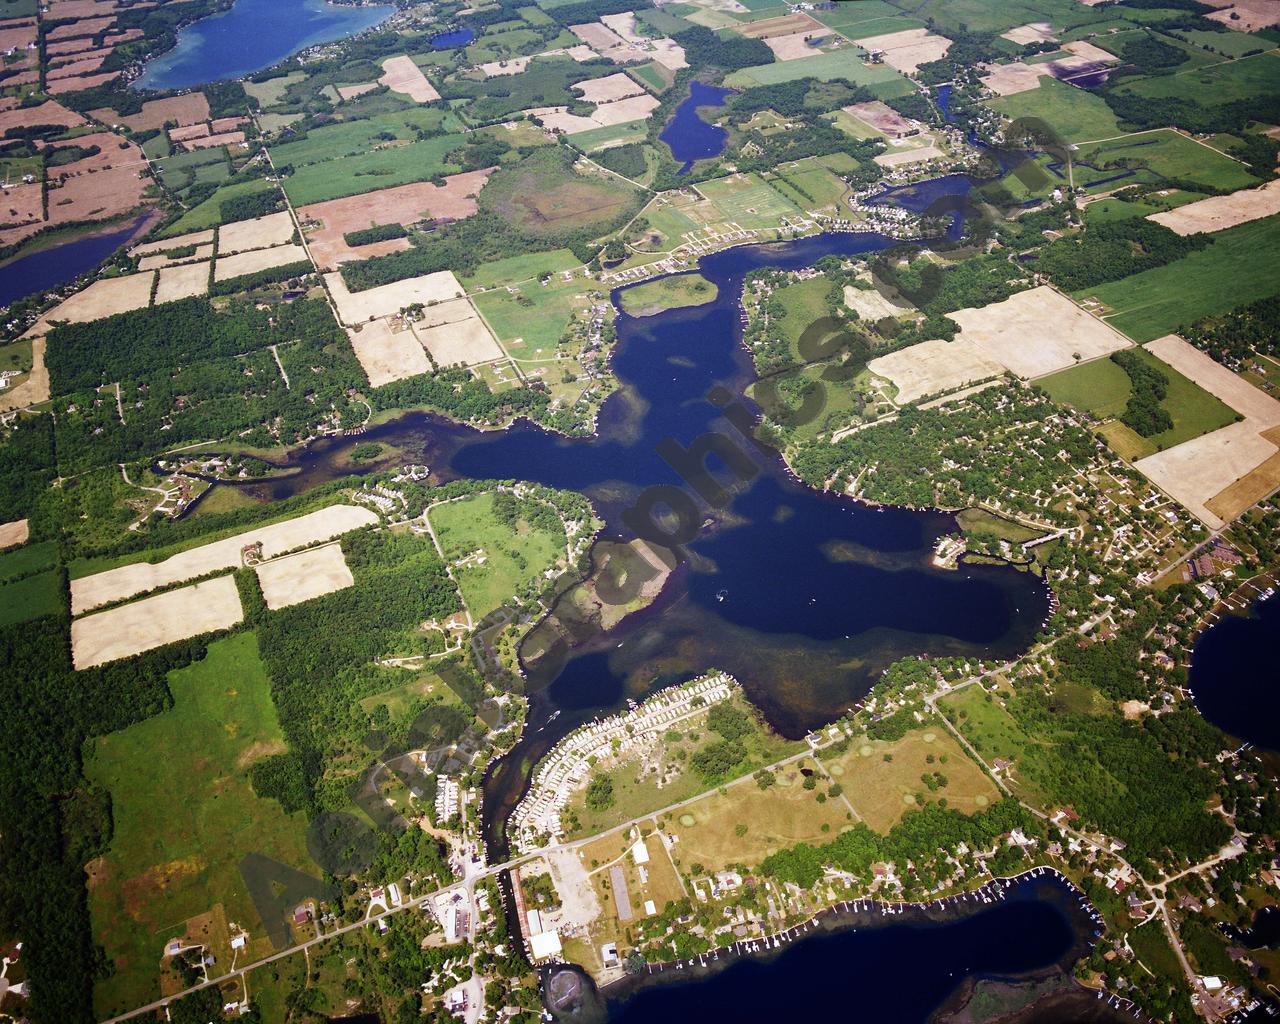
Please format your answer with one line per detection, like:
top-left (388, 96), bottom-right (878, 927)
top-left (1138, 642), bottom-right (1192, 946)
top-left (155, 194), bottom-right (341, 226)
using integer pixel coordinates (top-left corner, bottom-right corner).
top-left (1112, 350), bottom-right (1172, 437)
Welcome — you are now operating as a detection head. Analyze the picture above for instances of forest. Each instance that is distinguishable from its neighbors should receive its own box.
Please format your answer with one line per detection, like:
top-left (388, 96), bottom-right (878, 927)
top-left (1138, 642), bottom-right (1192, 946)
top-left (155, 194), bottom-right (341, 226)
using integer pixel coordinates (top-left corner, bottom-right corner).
top-left (1112, 349), bottom-right (1173, 437)
top-left (1032, 218), bottom-right (1212, 292)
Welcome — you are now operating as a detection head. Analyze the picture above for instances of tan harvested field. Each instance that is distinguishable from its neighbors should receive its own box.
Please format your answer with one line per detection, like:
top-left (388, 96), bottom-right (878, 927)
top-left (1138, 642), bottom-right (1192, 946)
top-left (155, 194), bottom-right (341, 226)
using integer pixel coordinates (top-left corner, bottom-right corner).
top-left (532, 93), bottom-right (660, 134)
top-left (1204, 0), bottom-right (1280, 31)
top-left (0, 518), bottom-right (29, 549)
top-left (0, 182), bottom-right (42, 231)
top-left (337, 81), bottom-right (380, 101)
top-left (346, 319), bottom-right (433, 386)
top-left (70, 504), bottom-right (379, 615)
top-left (297, 170), bottom-right (492, 270)
top-left (876, 142), bottom-right (946, 167)
top-left (254, 542), bottom-right (354, 610)
top-left (600, 12), bottom-right (646, 43)
top-left (168, 123), bottom-right (210, 142)
top-left (948, 285), bottom-right (1132, 379)
top-left (479, 56), bottom-right (531, 77)
top-left (1146, 334), bottom-right (1280, 426)
top-left (46, 16), bottom-right (113, 40)
top-left (212, 116), bottom-right (247, 133)
top-left (35, 272), bottom-right (154, 329)
top-left (0, 337), bottom-right (48, 413)
top-left (412, 301), bottom-right (504, 367)
top-left (1148, 179), bottom-right (1280, 235)
top-left (843, 281), bottom-right (912, 320)
top-left (844, 100), bottom-right (915, 137)
top-left (765, 29), bottom-right (834, 61)
top-left (110, 93), bottom-right (209, 132)
top-left (217, 211), bottom-right (295, 255)
top-left (981, 61), bottom-right (1049, 96)
top-left (0, 98), bottom-right (83, 135)
top-left (132, 228), bottom-right (214, 257)
top-left (647, 37), bottom-right (688, 71)
top-left (562, 44), bottom-right (599, 62)
top-left (869, 338), bottom-right (1006, 405)
top-left (155, 261), bottom-right (210, 304)
top-left (379, 55), bottom-right (440, 103)
top-left (138, 244), bottom-right (214, 271)
top-left (325, 269), bottom-right (464, 326)
top-left (570, 21), bottom-right (629, 51)
top-left (1129, 337), bottom-right (1280, 526)
top-left (47, 54), bottom-right (108, 80)
top-left (0, 18), bottom-right (35, 50)
top-left (71, 576), bottom-right (244, 670)
top-left (46, 36), bottom-right (95, 56)
top-left (857, 28), bottom-right (951, 74)
top-left (1002, 21), bottom-right (1057, 44)
top-left (735, 12), bottom-right (822, 38)
top-left (48, 70), bottom-right (120, 94)
top-left (213, 242), bottom-right (309, 282)
top-left (574, 72), bottom-right (645, 104)
top-left (183, 130), bottom-right (246, 151)
top-left (1062, 39), bottom-right (1115, 63)
top-left (43, 133), bottom-right (150, 231)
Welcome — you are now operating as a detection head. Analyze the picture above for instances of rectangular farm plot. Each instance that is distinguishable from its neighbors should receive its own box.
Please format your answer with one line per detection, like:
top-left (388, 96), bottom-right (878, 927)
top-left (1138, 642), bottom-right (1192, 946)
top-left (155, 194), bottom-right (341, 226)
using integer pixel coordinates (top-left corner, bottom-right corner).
top-left (71, 576), bottom-right (244, 669)
top-left (70, 504), bottom-right (378, 615)
top-left (379, 54), bottom-right (440, 103)
top-left (347, 318), bottom-right (433, 386)
top-left (216, 211), bottom-right (295, 255)
top-left (34, 272), bottom-right (154, 330)
top-left (573, 71), bottom-right (645, 103)
top-left (1148, 178), bottom-right (1280, 236)
top-left (947, 285), bottom-right (1132, 379)
top-left (154, 261), bottom-right (210, 304)
top-left (131, 228), bottom-right (214, 257)
top-left (412, 301), bottom-right (505, 368)
top-left (325, 269), bottom-right (465, 326)
top-left (854, 27), bottom-right (951, 74)
top-left (696, 173), bottom-right (802, 229)
top-left (213, 243), bottom-right (309, 282)
top-left (869, 338), bottom-right (1007, 405)
top-left (254, 542), bottom-right (354, 610)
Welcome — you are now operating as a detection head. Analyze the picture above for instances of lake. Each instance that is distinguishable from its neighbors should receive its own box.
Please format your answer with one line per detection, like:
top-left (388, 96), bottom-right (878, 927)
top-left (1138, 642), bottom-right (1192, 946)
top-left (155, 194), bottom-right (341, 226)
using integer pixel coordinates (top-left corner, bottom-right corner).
top-left (1188, 591), bottom-right (1280, 750)
top-left (430, 27), bottom-right (474, 48)
top-left (135, 0), bottom-right (394, 91)
top-left (660, 81), bottom-right (733, 174)
top-left (0, 214), bottom-right (155, 309)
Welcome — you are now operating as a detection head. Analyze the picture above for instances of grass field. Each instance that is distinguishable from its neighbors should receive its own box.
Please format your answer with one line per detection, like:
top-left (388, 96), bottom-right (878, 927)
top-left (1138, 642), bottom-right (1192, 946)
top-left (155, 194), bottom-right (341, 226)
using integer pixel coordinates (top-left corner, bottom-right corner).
top-left (1167, 28), bottom-right (1275, 59)
top-left (628, 61), bottom-right (673, 94)
top-left (724, 50), bottom-right (915, 98)
top-left (571, 119), bottom-right (651, 153)
top-left (268, 109), bottom-right (461, 169)
top-left (0, 569), bottom-right (63, 626)
top-left (768, 161), bottom-right (851, 211)
top-left (1075, 129), bottom-right (1259, 193)
top-left (428, 491), bottom-right (565, 618)
top-left (359, 666), bottom-right (468, 722)
top-left (281, 134), bottom-right (468, 205)
top-left (1083, 189), bottom-right (1206, 225)
top-left (1038, 356), bottom-right (1135, 419)
top-left (823, 724), bottom-right (1001, 833)
top-left (87, 633), bottom-right (314, 1018)
top-left (1081, 214), bottom-right (1280, 343)
top-left (619, 273), bottom-right (718, 316)
top-left (462, 249), bottom-right (579, 289)
top-left (697, 172), bottom-right (802, 230)
top-left (1117, 51), bottom-right (1280, 108)
top-left (471, 273), bottom-right (587, 358)
top-left (939, 685), bottom-right (1033, 769)
top-left (987, 77), bottom-right (1122, 145)
top-left (663, 759), bottom-right (851, 874)
top-left (0, 537), bottom-right (55, 582)
top-left (160, 180), bottom-right (281, 237)
top-left (891, 0), bottom-right (1115, 35)
top-left (244, 71), bottom-right (305, 109)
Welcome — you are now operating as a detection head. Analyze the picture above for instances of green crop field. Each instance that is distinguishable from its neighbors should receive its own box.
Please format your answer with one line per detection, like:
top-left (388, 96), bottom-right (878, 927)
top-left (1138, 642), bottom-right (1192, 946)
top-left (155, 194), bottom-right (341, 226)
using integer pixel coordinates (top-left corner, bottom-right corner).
top-left (889, 0), bottom-right (1115, 36)
top-left (244, 71), bottom-right (305, 109)
top-left (463, 249), bottom-right (579, 289)
top-left (1075, 129), bottom-right (1259, 193)
top-left (1083, 189), bottom-right (1206, 225)
top-left (1080, 214), bottom-right (1280, 343)
top-left (1038, 356), bottom-right (1135, 419)
top-left (428, 491), bottom-right (566, 618)
top-left (725, 50), bottom-right (915, 99)
top-left (0, 569), bottom-right (63, 626)
top-left (1166, 28), bottom-right (1276, 59)
top-left (159, 179), bottom-right (281, 237)
top-left (988, 77), bottom-right (1122, 145)
top-left (86, 633), bottom-right (314, 1018)
top-left (0, 538), bottom-right (56, 583)
top-left (769, 162), bottom-right (851, 210)
top-left (471, 273), bottom-right (587, 358)
top-left (1117, 51), bottom-right (1280, 107)
top-left (571, 119), bottom-right (651, 152)
top-left (269, 108), bottom-right (460, 169)
top-left (698, 172), bottom-right (802, 229)
top-left (1110, 348), bottom-right (1238, 458)
top-left (281, 133), bottom-right (468, 205)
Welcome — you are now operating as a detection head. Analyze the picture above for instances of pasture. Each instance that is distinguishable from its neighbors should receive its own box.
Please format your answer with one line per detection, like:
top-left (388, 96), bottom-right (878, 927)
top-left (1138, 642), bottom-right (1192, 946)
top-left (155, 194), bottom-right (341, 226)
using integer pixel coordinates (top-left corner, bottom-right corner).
top-left (1081, 214), bottom-right (1280, 343)
top-left (724, 49), bottom-right (915, 98)
top-left (428, 491), bottom-right (566, 618)
top-left (462, 249), bottom-right (579, 288)
top-left (281, 134), bottom-right (469, 206)
top-left (1075, 129), bottom-right (1259, 193)
top-left (987, 77), bottom-right (1121, 144)
top-left (1116, 51), bottom-right (1280, 107)
top-left (1038, 356), bottom-right (1135, 419)
top-left (0, 536), bottom-right (53, 580)
top-left (939, 684), bottom-right (1033, 771)
top-left (619, 273), bottom-right (718, 316)
top-left (697, 172), bottom-right (801, 230)
top-left (471, 276), bottom-right (587, 358)
top-left (86, 633), bottom-right (313, 1018)
top-left (267, 108), bottom-right (460, 169)
top-left (159, 180), bottom-right (280, 237)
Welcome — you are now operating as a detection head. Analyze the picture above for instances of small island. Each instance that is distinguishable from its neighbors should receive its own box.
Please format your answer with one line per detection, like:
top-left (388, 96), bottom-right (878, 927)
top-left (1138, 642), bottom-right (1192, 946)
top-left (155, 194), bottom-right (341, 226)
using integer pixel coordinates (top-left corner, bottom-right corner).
top-left (620, 273), bottom-right (720, 317)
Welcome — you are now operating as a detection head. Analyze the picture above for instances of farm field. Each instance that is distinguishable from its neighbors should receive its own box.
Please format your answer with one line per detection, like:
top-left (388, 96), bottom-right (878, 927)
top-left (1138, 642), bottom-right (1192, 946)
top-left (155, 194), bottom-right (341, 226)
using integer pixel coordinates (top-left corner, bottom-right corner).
top-left (1080, 215), bottom-right (1280, 343)
top-left (267, 108), bottom-right (461, 169)
top-left (86, 633), bottom-right (314, 1019)
top-left (281, 134), bottom-right (469, 206)
top-left (0, 537), bottom-right (55, 582)
top-left (462, 249), bottom-right (580, 289)
top-left (1074, 130), bottom-right (1259, 194)
top-left (427, 491), bottom-right (565, 618)
top-left (696, 172), bottom-right (802, 230)
top-left (0, 568), bottom-right (63, 627)
top-left (470, 274), bottom-right (588, 358)
top-left (725, 50), bottom-right (915, 97)
top-left (938, 684), bottom-right (1034, 777)
top-left (1039, 356), bottom-right (1139, 419)
top-left (1116, 51), bottom-right (1280, 107)
top-left (987, 77), bottom-right (1122, 144)
top-left (159, 180), bottom-right (280, 237)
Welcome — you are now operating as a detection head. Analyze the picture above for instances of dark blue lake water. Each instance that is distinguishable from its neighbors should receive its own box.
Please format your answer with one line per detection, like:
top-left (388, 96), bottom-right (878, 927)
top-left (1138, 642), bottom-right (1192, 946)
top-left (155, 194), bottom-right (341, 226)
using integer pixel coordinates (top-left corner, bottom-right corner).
top-left (1188, 592), bottom-right (1280, 751)
top-left (660, 81), bottom-right (733, 174)
top-left (0, 215), bottom-right (149, 308)
top-left (430, 27), bottom-right (474, 48)
top-left (135, 0), bottom-right (393, 91)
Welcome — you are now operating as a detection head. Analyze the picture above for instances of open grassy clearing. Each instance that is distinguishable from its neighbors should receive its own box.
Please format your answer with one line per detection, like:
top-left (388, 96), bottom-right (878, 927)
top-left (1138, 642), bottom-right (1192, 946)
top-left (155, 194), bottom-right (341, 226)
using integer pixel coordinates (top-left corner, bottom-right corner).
top-left (1074, 130), bottom-right (1259, 193)
top-left (1083, 190), bottom-right (1206, 225)
top-left (159, 180), bottom-right (281, 237)
top-left (939, 684), bottom-right (1034, 770)
top-left (570, 119), bottom-right (651, 153)
top-left (0, 537), bottom-right (56, 582)
top-left (1038, 356), bottom-right (1136, 419)
top-left (956, 508), bottom-right (1045, 544)
top-left (697, 172), bottom-right (802, 229)
top-left (281, 134), bottom-right (469, 205)
top-left (471, 274), bottom-right (588, 359)
top-left (619, 273), bottom-right (718, 316)
top-left (462, 249), bottom-right (580, 289)
top-left (889, 0), bottom-right (1115, 36)
top-left (823, 725), bottom-right (1001, 833)
top-left (358, 666), bottom-right (468, 722)
top-left (0, 569), bottom-right (63, 626)
top-left (1166, 28), bottom-right (1276, 58)
top-left (86, 633), bottom-right (313, 1018)
top-left (987, 77), bottom-right (1122, 144)
top-left (1081, 214), bottom-right (1280, 343)
top-left (664, 759), bottom-right (852, 874)
top-left (1116, 51), bottom-right (1280, 107)
top-left (267, 108), bottom-right (461, 169)
top-left (427, 491), bottom-right (565, 618)
top-left (725, 49), bottom-right (916, 98)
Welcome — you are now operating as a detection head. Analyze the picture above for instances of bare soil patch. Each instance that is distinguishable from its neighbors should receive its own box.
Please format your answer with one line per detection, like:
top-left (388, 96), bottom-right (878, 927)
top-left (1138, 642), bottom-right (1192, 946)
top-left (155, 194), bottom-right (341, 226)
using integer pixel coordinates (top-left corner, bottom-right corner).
top-left (337, 81), bottom-right (379, 101)
top-left (0, 98), bottom-right (83, 135)
top-left (110, 94), bottom-right (209, 132)
top-left (573, 72), bottom-right (645, 104)
top-left (948, 285), bottom-right (1131, 379)
top-left (479, 56), bottom-right (531, 77)
top-left (765, 29), bottom-right (834, 61)
top-left (133, 229), bottom-right (214, 257)
top-left (411, 299), bottom-right (504, 367)
top-left (0, 518), bottom-right (28, 549)
top-left (72, 576), bottom-right (244, 669)
top-left (0, 336), bottom-right (47, 413)
top-left (216, 211), bottom-right (295, 255)
top-left (869, 338), bottom-right (1006, 405)
top-left (1135, 420), bottom-right (1274, 528)
top-left (856, 28), bottom-right (951, 74)
top-left (1148, 178), bottom-right (1280, 235)
top-left (213, 242), bottom-right (308, 282)
top-left (324, 269), bottom-right (465, 326)
top-left (1002, 22), bottom-right (1057, 45)
top-left (70, 504), bottom-right (378, 614)
top-left (346, 319), bottom-right (432, 386)
top-left (1203, 0), bottom-right (1280, 31)
top-left (139, 244), bottom-right (214, 271)
top-left (298, 170), bottom-right (491, 270)
top-left (735, 12), bottom-right (823, 38)
top-left (155, 261), bottom-right (210, 304)
top-left (570, 21), bottom-right (628, 50)
top-left (1146, 334), bottom-right (1280, 426)
top-left (254, 542), bottom-right (354, 610)
top-left (48, 70), bottom-right (120, 95)
top-left (35, 272), bottom-right (154, 329)
top-left (379, 55), bottom-right (440, 103)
